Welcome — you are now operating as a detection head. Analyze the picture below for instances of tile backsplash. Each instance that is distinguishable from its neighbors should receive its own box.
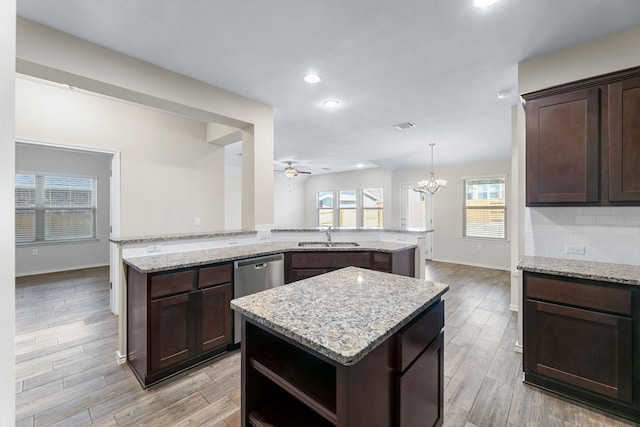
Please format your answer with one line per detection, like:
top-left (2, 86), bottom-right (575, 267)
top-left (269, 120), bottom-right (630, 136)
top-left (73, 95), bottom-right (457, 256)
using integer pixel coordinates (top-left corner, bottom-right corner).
top-left (524, 207), bottom-right (640, 266)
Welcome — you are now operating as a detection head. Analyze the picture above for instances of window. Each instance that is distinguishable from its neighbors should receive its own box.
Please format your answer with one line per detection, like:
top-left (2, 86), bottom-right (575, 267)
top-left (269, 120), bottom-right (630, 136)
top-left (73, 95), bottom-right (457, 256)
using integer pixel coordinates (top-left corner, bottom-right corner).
top-left (16, 174), bottom-right (97, 244)
top-left (362, 187), bottom-right (383, 228)
top-left (463, 177), bottom-right (506, 239)
top-left (317, 190), bottom-right (334, 227)
top-left (339, 189), bottom-right (356, 227)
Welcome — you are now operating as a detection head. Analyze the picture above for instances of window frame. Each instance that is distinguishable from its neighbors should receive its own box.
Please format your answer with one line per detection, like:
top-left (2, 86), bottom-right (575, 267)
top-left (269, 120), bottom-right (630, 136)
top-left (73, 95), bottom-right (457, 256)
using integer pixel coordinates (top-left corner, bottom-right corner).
top-left (362, 187), bottom-right (383, 229)
top-left (462, 175), bottom-right (507, 241)
top-left (316, 190), bottom-right (335, 227)
top-left (16, 172), bottom-right (98, 245)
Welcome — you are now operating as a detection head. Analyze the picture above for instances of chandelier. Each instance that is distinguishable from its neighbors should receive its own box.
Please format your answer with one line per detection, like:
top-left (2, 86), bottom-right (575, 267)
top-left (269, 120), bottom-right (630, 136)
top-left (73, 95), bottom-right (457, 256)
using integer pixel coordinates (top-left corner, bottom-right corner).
top-left (414, 143), bottom-right (447, 195)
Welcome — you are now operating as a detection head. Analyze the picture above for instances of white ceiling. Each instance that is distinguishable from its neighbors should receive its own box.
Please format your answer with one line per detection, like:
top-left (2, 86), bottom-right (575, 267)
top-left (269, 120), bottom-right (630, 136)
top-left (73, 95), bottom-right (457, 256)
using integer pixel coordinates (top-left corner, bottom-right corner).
top-left (16, 0), bottom-right (640, 176)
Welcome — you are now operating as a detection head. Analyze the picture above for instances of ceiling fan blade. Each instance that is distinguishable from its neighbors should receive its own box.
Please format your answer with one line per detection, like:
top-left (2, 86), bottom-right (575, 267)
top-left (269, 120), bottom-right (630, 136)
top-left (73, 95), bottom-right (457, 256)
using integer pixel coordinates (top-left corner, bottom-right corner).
top-left (297, 170), bottom-right (312, 174)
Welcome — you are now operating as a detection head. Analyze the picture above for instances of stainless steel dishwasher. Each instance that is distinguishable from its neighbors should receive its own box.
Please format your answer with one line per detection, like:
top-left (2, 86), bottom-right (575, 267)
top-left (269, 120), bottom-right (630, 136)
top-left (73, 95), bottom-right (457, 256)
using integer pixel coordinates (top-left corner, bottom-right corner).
top-left (233, 253), bottom-right (285, 343)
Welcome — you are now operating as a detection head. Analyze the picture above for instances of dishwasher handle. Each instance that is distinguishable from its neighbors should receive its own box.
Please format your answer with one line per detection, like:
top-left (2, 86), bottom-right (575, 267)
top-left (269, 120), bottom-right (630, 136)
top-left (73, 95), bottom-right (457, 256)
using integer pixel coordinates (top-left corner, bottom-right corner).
top-left (234, 253), bottom-right (284, 268)
top-left (253, 263), bottom-right (268, 269)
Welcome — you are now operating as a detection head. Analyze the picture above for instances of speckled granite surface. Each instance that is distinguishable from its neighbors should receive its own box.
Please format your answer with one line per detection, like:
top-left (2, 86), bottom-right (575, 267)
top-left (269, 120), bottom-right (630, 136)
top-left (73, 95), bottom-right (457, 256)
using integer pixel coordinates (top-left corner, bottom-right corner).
top-left (231, 266), bottom-right (448, 366)
top-left (110, 230), bottom-right (256, 245)
top-left (272, 228), bottom-right (434, 234)
top-left (517, 256), bottom-right (640, 286)
top-left (124, 241), bottom-right (416, 273)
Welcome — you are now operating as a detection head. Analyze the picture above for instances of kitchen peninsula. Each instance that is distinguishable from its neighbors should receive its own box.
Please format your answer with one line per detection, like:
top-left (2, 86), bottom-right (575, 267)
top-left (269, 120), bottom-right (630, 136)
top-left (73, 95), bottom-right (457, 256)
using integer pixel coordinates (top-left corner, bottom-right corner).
top-left (231, 266), bottom-right (449, 427)
top-left (120, 236), bottom-right (419, 387)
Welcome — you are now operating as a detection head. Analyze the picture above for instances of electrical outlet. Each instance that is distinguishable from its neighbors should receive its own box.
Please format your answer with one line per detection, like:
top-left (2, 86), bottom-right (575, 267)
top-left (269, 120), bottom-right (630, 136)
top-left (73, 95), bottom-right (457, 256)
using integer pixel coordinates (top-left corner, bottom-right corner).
top-left (32, 249), bottom-right (38, 256)
top-left (565, 245), bottom-right (586, 255)
top-left (194, 217), bottom-right (201, 226)
top-left (146, 245), bottom-right (161, 253)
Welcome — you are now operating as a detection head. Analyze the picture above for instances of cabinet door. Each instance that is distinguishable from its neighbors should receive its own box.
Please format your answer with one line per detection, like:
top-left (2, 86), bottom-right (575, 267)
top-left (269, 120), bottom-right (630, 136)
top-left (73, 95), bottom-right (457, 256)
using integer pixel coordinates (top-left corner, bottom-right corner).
top-left (525, 88), bottom-right (600, 205)
top-left (397, 333), bottom-right (444, 427)
top-left (525, 300), bottom-right (632, 403)
top-left (150, 293), bottom-right (195, 373)
top-left (197, 284), bottom-right (232, 353)
top-left (609, 77), bottom-right (640, 202)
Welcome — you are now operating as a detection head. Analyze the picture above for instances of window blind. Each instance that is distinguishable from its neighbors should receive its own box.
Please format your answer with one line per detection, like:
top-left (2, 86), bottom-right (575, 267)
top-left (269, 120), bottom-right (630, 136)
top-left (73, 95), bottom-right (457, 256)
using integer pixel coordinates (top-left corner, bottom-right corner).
top-left (16, 174), bottom-right (97, 244)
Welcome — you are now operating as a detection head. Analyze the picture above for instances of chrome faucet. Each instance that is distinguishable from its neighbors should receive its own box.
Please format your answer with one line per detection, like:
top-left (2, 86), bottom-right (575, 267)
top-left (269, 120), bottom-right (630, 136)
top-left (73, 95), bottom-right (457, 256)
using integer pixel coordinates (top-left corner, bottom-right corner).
top-left (324, 226), bottom-right (332, 243)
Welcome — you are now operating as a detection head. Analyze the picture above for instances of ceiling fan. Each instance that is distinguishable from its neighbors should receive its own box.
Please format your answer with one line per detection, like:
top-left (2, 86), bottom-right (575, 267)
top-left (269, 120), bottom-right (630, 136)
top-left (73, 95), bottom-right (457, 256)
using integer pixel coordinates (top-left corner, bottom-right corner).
top-left (280, 161), bottom-right (311, 179)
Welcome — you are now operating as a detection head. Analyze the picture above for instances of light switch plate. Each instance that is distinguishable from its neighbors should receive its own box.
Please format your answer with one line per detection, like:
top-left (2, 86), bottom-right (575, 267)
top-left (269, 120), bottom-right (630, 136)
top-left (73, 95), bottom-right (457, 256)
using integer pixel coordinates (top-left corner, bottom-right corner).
top-left (565, 245), bottom-right (585, 255)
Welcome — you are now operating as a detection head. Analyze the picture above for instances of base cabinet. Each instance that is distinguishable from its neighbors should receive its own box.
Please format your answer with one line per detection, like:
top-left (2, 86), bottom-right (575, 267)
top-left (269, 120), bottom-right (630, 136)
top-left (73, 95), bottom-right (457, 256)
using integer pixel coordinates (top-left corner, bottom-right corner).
top-left (241, 299), bottom-right (444, 427)
top-left (285, 248), bottom-right (416, 284)
top-left (127, 263), bottom-right (233, 388)
top-left (523, 272), bottom-right (639, 421)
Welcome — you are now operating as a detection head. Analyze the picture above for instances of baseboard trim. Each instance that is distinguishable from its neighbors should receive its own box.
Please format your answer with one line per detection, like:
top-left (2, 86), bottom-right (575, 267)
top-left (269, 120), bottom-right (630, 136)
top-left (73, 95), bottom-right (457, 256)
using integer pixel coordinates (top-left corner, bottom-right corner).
top-left (514, 340), bottom-right (523, 354)
top-left (509, 304), bottom-right (519, 312)
top-left (16, 262), bottom-right (109, 277)
top-left (116, 350), bottom-right (126, 365)
top-left (430, 257), bottom-right (510, 272)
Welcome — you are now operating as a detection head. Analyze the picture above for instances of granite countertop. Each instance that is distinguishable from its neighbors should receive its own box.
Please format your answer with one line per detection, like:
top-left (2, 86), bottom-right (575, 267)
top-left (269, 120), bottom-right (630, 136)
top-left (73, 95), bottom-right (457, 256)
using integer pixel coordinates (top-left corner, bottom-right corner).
top-left (124, 240), bottom-right (417, 273)
top-left (111, 230), bottom-right (257, 245)
top-left (272, 228), bottom-right (434, 234)
top-left (230, 266), bottom-right (448, 366)
top-left (517, 256), bottom-right (640, 286)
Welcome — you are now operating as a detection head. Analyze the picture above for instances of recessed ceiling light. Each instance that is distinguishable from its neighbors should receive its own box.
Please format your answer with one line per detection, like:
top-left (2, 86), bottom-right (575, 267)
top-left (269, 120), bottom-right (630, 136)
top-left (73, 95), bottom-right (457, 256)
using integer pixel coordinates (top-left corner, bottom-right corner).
top-left (473, 0), bottom-right (499, 7)
top-left (356, 163), bottom-right (365, 168)
top-left (304, 74), bottom-right (321, 84)
top-left (497, 90), bottom-right (511, 99)
top-left (322, 99), bottom-right (340, 109)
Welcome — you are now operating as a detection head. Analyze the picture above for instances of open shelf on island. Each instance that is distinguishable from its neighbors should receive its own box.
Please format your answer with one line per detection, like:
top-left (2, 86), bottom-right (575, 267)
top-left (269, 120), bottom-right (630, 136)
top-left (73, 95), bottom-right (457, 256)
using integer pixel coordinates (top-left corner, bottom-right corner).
top-left (247, 322), bottom-right (337, 424)
top-left (249, 391), bottom-right (334, 427)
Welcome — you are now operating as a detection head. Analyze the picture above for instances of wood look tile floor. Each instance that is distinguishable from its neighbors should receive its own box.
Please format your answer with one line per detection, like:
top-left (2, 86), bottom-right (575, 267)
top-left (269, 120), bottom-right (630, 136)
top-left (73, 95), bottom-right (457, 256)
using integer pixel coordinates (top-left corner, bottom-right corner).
top-left (15, 262), bottom-right (639, 427)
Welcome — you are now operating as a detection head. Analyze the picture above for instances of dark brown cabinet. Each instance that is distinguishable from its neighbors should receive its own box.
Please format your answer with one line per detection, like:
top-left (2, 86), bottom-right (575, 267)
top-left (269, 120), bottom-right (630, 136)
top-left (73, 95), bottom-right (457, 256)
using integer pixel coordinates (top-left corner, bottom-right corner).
top-left (523, 66), bottom-right (640, 206)
top-left (241, 299), bottom-right (444, 427)
top-left (285, 248), bottom-right (415, 284)
top-left (523, 272), bottom-right (639, 422)
top-left (609, 76), bottom-right (640, 202)
top-left (127, 263), bottom-right (233, 388)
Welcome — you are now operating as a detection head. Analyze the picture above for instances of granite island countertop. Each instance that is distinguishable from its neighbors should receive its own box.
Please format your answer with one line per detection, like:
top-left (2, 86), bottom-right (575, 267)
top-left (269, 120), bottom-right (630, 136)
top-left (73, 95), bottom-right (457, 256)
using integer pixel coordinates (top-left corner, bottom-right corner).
top-left (230, 266), bottom-right (449, 366)
top-left (517, 256), bottom-right (640, 286)
top-left (123, 240), bottom-right (417, 274)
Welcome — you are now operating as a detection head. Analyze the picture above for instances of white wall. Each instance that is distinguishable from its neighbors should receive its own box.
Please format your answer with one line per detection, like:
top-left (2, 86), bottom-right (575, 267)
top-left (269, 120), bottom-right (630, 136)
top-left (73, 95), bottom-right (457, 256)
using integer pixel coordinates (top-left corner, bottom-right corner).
top-left (303, 168), bottom-right (393, 227)
top-left (15, 143), bottom-right (111, 275)
top-left (302, 163), bottom-right (511, 270)
top-left (16, 18), bottom-right (275, 231)
top-left (15, 77), bottom-right (225, 237)
top-left (274, 178), bottom-right (305, 228)
top-left (402, 162), bottom-right (511, 271)
top-left (1, 0), bottom-right (16, 422)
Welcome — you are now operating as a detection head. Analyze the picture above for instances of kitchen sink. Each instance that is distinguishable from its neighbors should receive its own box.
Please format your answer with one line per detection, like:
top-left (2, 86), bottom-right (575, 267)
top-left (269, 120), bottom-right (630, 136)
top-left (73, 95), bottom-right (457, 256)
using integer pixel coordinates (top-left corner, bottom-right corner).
top-left (297, 241), bottom-right (360, 248)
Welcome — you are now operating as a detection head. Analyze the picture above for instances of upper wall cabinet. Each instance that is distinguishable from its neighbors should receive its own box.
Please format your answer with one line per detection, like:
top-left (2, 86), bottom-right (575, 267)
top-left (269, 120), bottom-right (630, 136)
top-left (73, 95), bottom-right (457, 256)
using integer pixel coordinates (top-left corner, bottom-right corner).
top-left (523, 66), bottom-right (640, 206)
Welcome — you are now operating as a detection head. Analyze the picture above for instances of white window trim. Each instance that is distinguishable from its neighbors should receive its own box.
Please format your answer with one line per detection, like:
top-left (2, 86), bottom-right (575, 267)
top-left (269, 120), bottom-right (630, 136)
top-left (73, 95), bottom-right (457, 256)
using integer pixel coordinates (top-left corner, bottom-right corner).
top-left (462, 174), bottom-right (508, 241)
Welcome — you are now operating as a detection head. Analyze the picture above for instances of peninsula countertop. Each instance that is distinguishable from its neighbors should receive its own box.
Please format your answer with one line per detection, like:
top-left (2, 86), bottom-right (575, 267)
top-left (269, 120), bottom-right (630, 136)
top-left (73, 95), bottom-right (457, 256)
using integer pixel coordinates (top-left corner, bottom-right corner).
top-left (123, 240), bottom-right (417, 274)
top-left (230, 266), bottom-right (449, 366)
top-left (517, 255), bottom-right (640, 286)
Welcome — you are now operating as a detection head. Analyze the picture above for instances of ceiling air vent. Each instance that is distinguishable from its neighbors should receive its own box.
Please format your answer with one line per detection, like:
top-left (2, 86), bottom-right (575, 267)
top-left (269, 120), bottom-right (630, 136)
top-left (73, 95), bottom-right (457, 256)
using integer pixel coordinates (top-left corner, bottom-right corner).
top-left (393, 121), bottom-right (416, 130)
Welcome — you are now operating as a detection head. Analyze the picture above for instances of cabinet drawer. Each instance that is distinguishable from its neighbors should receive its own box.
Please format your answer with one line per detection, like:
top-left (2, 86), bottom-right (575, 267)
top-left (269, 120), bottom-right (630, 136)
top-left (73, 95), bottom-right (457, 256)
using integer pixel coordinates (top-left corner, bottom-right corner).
top-left (397, 300), bottom-right (444, 372)
top-left (150, 270), bottom-right (194, 298)
top-left (198, 264), bottom-right (232, 289)
top-left (525, 273), bottom-right (631, 315)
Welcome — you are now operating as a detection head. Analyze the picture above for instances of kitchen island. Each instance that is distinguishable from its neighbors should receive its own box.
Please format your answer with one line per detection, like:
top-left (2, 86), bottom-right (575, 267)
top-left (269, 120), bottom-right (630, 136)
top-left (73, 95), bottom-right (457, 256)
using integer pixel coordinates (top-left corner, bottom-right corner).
top-left (231, 266), bottom-right (449, 427)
